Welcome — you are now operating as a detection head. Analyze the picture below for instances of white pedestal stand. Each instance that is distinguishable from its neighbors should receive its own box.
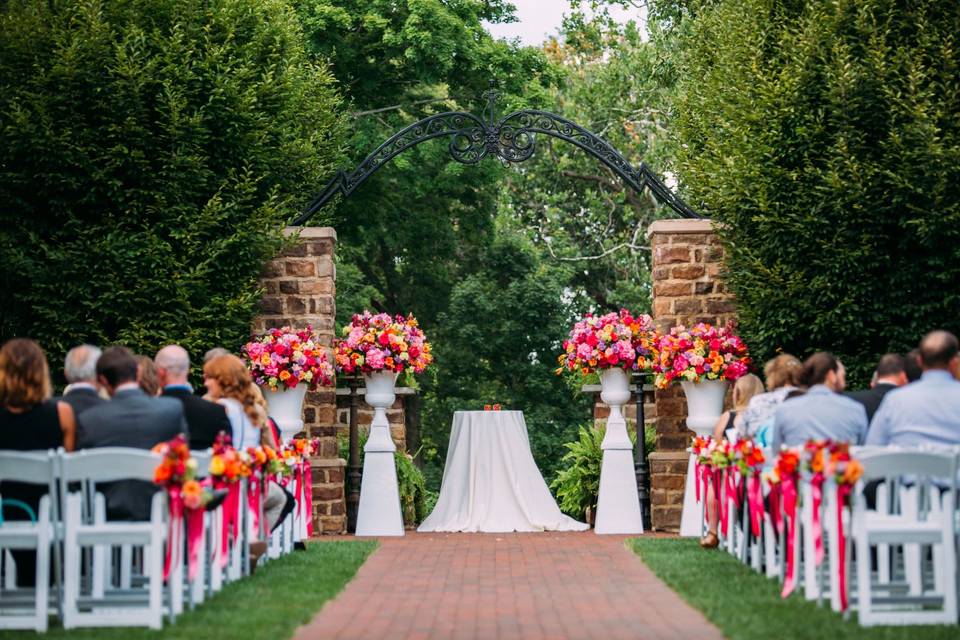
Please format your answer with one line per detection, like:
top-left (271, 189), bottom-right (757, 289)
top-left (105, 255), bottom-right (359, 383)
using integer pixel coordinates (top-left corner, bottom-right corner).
top-left (261, 383), bottom-right (307, 442)
top-left (355, 371), bottom-right (404, 537)
top-left (594, 367), bottom-right (643, 535)
top-left (678, 379), bottom-right (729, 537)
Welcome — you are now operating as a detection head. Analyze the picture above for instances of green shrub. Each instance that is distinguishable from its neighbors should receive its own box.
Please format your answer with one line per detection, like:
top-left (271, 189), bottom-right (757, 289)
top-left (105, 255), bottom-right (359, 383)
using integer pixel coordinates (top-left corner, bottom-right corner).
top-left (0, 0), bottom-right (343, 370)
top-left (670, 0), bottom-right (960, 384)
top-left (551, 422), bottom-right (654, 521)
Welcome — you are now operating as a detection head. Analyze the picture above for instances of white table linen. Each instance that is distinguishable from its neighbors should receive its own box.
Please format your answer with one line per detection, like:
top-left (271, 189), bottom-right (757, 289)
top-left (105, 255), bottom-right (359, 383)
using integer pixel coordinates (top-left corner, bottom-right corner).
top-left (418, 410), bottom-right (589, 533)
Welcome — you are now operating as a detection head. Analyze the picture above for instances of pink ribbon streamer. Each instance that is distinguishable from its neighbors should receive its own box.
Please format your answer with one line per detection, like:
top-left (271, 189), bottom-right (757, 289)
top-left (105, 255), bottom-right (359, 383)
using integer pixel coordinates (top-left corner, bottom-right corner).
top-left (780, 475), bottom-right (799, 598)
top-left (303, 461), bottom-right (313, 537)
top-left (163, 487), bottom-right (184, 581)
top-left (747, 473), bottom-right (763, 537)
top-left (836, 483), bottom-right (852, 611)
top-left (718, 468), bottom-right (728, 536)
top-left (694, 459), bottom-right (701, 502)
top-left (248, 474), bottom-right (262, 535)
top-left (769, 482), bottom-right (783, 534)
top-left (810, 473), bottom-right (825, 566)
top-left (185, 506), bottom-right (205, 581)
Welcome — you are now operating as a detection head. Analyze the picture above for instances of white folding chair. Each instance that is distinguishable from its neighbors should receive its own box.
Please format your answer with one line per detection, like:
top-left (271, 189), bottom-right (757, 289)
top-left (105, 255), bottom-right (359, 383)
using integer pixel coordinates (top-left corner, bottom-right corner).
top-left (852, 448), bottom-right (959, 626)
top-left (0, 450), bottom-right (56, 632)
top-left (60, 448), bottom-right (169, 630)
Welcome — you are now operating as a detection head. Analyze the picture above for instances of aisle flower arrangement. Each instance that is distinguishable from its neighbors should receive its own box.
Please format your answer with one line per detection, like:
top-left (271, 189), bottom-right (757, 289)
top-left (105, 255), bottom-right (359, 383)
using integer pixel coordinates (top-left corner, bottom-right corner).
top-left (153, 434), bottom-right (211, 510)
top-left (652, 322), bottom-right (751, 388)
top-left (242, 325), bottom-right (335, 391)
top-left (556, 309), bottom-right (658, 375)
top-left (333, 311), bottom-right (433, 375)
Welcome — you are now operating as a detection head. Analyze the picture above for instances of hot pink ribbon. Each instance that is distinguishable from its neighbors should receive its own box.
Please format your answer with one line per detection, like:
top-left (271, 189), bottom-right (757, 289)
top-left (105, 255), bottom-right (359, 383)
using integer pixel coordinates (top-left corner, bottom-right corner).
top-left (248, 475), bottom-right (262, 535)
top-left (163, 487), bottom-right (184, 581)
top-left (810, 473), bottom-right (825, 566)
top-left (836, 483), bottom-right (852, 611)
top-left (718, 468), bottom-right (728, 536)
top-left (185, 505), bottom-right (205, 581)
top-left (747, 473), bottom-right (763, 537)
top-left (303, 461), bottom-right (313, 537)
top-left (694, 459), bottom-right (701, 502)
top-left (769, 482), bottom-right (783, 534)
top-left (780, 474), bottom-right (799, 598)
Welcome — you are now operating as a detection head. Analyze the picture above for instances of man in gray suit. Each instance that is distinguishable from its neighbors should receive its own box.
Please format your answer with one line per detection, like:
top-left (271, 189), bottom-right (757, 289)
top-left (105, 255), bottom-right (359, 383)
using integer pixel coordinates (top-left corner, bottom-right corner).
top-left (77, 347), bottom-right (188, 520)
top-left (867, 330), bottom-right (960, 447)
top-left (770, 352), bottom-right (868, 452)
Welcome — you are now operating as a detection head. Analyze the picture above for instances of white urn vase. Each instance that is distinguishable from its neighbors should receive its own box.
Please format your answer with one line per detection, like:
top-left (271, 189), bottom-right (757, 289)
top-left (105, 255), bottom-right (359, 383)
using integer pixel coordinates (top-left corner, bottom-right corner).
top-left (355, 370), bottom-right (404, 537)
top-left (594, 367), bottom-right (644, 535)
top-left (261, 383), bottom-right (307, 442)
top-left (678, 378), bottom-right (729, 536)
top-left (680, 379), bottom-right (729, 437)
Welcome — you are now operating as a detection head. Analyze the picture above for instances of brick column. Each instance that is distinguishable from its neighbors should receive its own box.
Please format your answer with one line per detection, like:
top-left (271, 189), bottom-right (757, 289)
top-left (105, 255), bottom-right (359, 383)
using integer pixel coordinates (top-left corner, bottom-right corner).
top-left (255, 226), bottom-right (343, 533)
top-left (646, 219), bottom-right (737, 531)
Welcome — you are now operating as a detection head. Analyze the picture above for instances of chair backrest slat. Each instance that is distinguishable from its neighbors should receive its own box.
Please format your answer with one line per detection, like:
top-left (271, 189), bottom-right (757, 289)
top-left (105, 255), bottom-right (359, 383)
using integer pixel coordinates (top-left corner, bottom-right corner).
top-left (0, 450), bottom-right (55, 485)
top-left (859, 449), bottom-right (958, 482)
top-left (60, 448), bottom-right (162, 483)
top-left (191, 449), bottom-right (213, 478)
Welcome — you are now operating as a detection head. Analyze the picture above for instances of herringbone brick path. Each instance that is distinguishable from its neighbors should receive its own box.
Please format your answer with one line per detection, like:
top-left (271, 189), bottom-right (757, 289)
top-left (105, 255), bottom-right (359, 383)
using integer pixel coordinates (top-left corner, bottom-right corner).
top-left (295, 532), bottom-right (722, 640)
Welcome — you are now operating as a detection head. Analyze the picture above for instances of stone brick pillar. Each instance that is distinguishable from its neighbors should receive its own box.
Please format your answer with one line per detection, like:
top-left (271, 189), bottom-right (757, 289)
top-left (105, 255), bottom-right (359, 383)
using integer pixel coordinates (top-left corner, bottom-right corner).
top-left (255, 226), bottom-right (344, 534)
top-left (646, 219), bottom-right (737, 531)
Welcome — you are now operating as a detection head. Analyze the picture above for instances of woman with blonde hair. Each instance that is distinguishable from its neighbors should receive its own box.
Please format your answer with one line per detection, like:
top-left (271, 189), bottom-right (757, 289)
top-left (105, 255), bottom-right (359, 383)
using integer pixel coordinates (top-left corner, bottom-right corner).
top-left (0, 338), bottom-right (76, 585)
top-left (202, 354), bottom-right (276, 450)
top-left (701, 373), bottom-right (764, 548)
top-left (738, 353), bottom-right (803, 443)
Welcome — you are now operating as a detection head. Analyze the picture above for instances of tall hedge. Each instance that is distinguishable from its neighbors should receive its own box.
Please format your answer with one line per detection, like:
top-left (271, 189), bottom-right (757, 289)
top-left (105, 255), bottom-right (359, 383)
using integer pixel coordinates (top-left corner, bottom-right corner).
top-left (669, 0), bottom-right (960, 383)
top-left (0, 0), bottom-right (343, 370)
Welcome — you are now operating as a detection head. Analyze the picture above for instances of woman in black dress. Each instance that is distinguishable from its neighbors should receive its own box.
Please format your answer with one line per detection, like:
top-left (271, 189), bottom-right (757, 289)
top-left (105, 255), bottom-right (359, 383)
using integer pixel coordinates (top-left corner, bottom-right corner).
top-left (0, 338), bottom-right (76, 585)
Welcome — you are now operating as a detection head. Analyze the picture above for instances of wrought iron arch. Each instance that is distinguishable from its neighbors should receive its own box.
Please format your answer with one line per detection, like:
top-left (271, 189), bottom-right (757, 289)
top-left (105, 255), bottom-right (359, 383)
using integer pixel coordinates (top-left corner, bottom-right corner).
top-left (293, 86), bottom-right (702, 225)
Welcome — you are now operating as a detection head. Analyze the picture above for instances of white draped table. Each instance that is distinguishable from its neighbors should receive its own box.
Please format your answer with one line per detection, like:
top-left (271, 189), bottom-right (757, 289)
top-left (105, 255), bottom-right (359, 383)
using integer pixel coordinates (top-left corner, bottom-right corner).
top-left (418, 410), bottom-right (589, 533)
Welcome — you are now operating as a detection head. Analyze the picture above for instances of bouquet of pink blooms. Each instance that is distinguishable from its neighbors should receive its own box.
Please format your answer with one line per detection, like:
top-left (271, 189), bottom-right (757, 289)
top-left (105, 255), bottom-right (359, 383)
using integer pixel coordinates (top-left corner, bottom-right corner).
top-left (242, 326), bottom-right (334, 392)
top-left (652, 322), bottom-right (750, 389)
top-left (334, 311), bottom-right (433, 375)
top-left (556, 309), bottom-right (658, 376)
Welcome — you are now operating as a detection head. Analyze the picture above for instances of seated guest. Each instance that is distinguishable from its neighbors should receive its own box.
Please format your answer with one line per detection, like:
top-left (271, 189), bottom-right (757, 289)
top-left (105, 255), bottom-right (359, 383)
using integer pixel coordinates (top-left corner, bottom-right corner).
top-left (56, 344), bottom-right (106, 415)
top-left (136, 355), bottom-right (161, 396)
top-left (846, 354), bottom-right (908, 422)
top-left (770, 352), bottom-right (867, 452)
top-left (0, 338), bottom-right (76, 586)
top-left (155, 345), bottom-right (230, 450)
top-left (867, 331), bottom-right (960, 447)
top-left (78, 347), bottom-right (188, 520)
top-left (701, 373), bottom-right (764, 548)
top-left (204, 355), bottom-right (290, 541)
top-left (738, 353), bottom-right (802, 444)
top-left (904, 348), bottom-right (923, 383)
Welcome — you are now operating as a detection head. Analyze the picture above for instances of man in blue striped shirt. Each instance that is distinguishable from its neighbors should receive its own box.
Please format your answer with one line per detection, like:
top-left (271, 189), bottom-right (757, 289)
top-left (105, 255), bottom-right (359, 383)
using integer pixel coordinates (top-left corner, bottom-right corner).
top-left (867, 331), bottom-right (960, 446)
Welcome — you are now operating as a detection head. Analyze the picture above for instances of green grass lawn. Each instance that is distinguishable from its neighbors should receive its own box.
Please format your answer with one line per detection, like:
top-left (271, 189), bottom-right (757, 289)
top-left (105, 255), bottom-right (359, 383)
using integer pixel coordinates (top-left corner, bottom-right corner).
top-left (0, 540), bottom-right (376, 640)
top-left (629, 538), bottom-right (956, 640)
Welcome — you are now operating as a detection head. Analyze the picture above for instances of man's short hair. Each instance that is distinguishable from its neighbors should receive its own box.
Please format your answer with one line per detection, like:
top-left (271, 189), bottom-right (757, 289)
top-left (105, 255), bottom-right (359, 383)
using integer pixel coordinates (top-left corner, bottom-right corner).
top-left (155, 345), bottom-right (190, 376)
top-left (904, 348), bottom-right (923, 382)
top-left (919, 330), bottom-right (959, 369)
top-left (203, 347), bottom-right (231, 364)
top-left (96, 346), bottom-right (138, 388)
top-left (64, 344), bottom-right (101, 383)
top-left (874, 353), bottom-right (906, 379)
top-left (800, 351), bottom-right (840, 387)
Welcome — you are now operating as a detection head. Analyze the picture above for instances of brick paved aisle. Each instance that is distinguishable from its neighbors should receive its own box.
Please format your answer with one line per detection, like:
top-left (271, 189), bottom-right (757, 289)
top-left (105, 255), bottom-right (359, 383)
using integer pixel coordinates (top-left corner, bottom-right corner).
top-left (294, 532), bottom-right (722, 640)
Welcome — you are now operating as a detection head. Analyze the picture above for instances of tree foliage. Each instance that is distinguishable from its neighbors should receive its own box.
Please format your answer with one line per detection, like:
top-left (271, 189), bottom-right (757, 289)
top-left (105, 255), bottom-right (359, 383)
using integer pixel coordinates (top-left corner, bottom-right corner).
top-left (0, 0), bottom-right (343, 370)
top-left (667, 0), bottom-right (960, 383)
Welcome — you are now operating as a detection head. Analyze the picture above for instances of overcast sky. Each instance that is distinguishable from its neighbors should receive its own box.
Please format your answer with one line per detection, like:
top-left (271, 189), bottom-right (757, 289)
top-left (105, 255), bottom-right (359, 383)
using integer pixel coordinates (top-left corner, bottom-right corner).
top-left (484, 0), bottom-right (646, 46)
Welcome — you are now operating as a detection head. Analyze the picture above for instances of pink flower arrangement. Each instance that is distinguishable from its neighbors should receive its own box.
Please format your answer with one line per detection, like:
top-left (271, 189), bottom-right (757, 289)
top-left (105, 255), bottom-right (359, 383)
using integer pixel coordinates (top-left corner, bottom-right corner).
top-left (242, 326), bottom-right (334, 392)
top-left (334, 311), bottom-right (433, 375)
top-left (556, 309), bottom-right (658, 376)
top-left (652, 322), bottom-right (750, 389)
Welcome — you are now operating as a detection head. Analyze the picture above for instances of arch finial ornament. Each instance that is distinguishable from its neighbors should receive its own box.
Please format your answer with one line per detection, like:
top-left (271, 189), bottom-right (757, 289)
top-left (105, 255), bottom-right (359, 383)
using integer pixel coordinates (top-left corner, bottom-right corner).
top-left (294, 84), bottom-right (702, 225)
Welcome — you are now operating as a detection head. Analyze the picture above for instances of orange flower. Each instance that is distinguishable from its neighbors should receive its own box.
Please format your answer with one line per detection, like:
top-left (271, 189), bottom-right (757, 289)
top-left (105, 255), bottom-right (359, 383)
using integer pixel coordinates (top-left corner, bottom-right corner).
top-left (841, 460), bottom-right (863, 485)
top-left (154, 462), bottom-right (173, 484)
top-left (182, 480), bottom-right (203, 510)
top-left (810, 450), bottom-right (824, 473)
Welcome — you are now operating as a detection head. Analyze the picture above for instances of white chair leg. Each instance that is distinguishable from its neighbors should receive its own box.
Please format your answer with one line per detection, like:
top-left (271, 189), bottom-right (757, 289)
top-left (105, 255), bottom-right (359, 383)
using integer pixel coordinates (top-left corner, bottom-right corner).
top-left (62, 494), bottom-right (81, 630)
top-left (802, 483), bottom-right (819, 600)
top-left (764, 513), bottom-right (779, 579)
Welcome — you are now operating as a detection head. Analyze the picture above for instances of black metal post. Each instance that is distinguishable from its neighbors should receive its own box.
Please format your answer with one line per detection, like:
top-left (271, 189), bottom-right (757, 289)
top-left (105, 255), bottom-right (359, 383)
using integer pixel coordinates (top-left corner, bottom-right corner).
top-left (346, 376), bottom-right (361, 533)
top-left (634, 373), bottom-right (651, 530)
top-left (405, 391), bottom-right (423, 468)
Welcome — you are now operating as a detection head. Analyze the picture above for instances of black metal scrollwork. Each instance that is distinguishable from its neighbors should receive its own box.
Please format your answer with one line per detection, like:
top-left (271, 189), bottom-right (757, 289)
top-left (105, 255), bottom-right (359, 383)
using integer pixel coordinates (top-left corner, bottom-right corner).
top-left (293, 87), bottom-right (702, 225)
